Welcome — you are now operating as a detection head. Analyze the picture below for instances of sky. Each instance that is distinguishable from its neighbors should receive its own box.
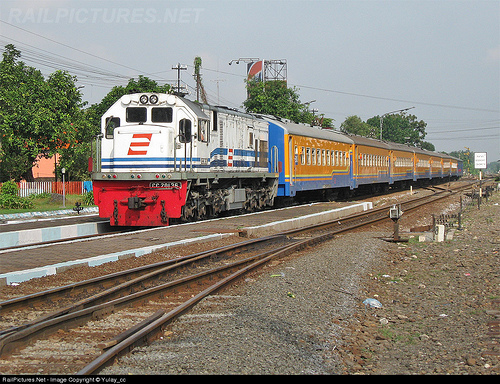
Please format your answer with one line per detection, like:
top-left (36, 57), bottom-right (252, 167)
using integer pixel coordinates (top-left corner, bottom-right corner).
top-left (0, 0), bottom-right (499, 162)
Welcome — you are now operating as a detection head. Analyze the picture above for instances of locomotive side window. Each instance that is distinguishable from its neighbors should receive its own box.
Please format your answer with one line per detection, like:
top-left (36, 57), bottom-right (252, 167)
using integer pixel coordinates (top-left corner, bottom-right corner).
top-left (152, 107), bottom-right (173, 123)
top-left (198, 119), bottom-right (209, 143)
top-left (105, 117), bottom-right (120, 139)
top-left (212, 111), bottom-right (218, 131)
top-left (126, 107), bottom-right (147, 123)
top-left (179, 118), bottom-right (192, 143)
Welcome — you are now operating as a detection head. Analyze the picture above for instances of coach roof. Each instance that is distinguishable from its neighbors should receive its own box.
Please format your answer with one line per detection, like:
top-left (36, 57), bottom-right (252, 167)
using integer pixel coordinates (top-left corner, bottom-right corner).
top-left (268, 118), bottom-right (354, 144)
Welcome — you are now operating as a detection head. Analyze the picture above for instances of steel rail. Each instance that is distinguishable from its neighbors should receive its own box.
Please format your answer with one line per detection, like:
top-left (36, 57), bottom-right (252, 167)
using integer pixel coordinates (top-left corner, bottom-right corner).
top-left (0, 235), bottom-right (284, 314)
top-left (0, 181), bottom-right (479, 373)
top-left (0, 239), bottom-right (301, 358)
top-left (77, 182), bottom-right (477, 374)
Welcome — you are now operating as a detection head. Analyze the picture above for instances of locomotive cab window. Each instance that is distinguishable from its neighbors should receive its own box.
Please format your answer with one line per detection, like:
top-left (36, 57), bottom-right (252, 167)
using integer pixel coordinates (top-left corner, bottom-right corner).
top-left (126, 107), bottom-right (147, 123)
top-left (152, 107), bottom-right (173, 123)
top-left (105, 117), bottom-right (120, 139)
top-left (179, 118), bottom-right (192, 143)
top-left (198, 119), bottom-right (209, 143)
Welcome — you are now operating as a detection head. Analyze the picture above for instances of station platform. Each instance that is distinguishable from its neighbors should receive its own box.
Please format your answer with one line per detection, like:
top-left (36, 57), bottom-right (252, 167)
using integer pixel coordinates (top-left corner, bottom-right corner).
top-left (0, 201), bottom-right (372, 286)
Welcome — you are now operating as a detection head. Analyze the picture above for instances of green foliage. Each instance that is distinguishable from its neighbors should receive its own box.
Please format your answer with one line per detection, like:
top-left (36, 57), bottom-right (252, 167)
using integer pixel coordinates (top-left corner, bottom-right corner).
top-left (340, 115), bottom-right (377, 137)
top-left (366, 113), bottom-right (428, 147)
top-left (0, 180), bottom-right (18, 195)
top-left (82, 190), bottom-right (95, 205)
top-left (339, 112), bottom-right (431, 149)
top-left (243, 80), bottom-right (318, 125)
top-left (0, 44), bottom-right (85, 182)
top-left (0, 181), bottom-right (33, 209)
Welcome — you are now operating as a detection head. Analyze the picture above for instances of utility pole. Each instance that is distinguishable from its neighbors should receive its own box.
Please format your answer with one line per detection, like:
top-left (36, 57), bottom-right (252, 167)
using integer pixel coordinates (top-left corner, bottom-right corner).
top-left (172, 63), bottom-right (187, 95)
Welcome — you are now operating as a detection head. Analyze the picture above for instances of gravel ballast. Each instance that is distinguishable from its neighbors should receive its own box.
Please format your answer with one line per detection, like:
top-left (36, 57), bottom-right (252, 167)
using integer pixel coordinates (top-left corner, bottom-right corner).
top-left (102, 187), bottom-right (499, 375)
top-left (102, 232), bottom-right (382, 375)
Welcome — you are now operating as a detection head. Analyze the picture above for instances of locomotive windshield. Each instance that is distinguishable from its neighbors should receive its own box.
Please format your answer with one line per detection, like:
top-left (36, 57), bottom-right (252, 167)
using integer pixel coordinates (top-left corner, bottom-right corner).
top-left (152, 107), bottom-right (173, 123)
top-left (126, 107), bottom-right (147, 123)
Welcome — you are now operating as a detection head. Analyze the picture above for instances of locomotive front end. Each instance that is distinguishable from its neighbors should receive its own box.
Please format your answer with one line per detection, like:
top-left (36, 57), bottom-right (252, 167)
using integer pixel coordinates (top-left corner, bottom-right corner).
top-left (91, 93), bottom-right (197, 226)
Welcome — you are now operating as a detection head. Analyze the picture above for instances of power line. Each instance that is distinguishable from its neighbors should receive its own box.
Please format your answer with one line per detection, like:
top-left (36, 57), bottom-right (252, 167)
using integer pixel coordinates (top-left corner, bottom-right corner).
top-left (0, 19), bottom-right (158, 78)
top-left (426, 126), bottom-right (500, 134)
top-left (293, 84), bottom-right (499, 113)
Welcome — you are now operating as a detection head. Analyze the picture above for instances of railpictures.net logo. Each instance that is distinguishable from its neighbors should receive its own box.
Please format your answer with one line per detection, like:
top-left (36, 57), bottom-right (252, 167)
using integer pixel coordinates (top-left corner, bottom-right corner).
top-left (8, 7), bottom-right (204, 24)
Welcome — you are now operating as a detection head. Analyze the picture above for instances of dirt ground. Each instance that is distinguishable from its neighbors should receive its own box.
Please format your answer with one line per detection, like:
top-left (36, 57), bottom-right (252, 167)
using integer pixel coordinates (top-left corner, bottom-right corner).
top-left (336, 185), bottom-right (500, 375)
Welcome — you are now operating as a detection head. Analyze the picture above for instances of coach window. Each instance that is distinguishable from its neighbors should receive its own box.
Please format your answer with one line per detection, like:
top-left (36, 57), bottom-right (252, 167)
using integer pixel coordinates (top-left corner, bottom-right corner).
top-left (105, 117), bottom-right (120, 139)
top-left (126, 107), bottom-right (147, 123)
top-left (152, 107), bottom-right (173, 123)
top-left (301, 147), bottom-right (305, 165)
top-left (326, 150), bottom-right (330, 166)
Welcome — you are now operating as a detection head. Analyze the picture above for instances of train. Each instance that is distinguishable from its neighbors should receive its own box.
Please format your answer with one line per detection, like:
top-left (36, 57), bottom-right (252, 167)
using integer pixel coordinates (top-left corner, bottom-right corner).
top-left (91, 93), bottom-right (463, 226)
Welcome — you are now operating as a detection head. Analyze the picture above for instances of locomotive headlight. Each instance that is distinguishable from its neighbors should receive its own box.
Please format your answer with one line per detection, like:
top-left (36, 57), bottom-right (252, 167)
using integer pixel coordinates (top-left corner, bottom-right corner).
top-left (139, 94), bottom-right (149, 104)
top-left (149, 94), bottom-right (158, 104)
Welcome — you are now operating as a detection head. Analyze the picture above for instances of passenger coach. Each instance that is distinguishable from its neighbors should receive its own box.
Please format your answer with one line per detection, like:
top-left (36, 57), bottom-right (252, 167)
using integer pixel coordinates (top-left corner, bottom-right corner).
top-left (267, 118), bottom-right (353, 201)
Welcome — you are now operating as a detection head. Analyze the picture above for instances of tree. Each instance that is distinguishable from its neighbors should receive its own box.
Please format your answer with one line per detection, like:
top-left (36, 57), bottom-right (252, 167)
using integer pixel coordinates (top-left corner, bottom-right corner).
top-left (366, 113), bottom-right (428, 147)
top-left (340, 115), bottom-right (377, 137)
top-left (243, 80), bottom-right (318, 125)
top-left (0, 44), bottom-right (85, 181)
top-left (450, 149), bottom-right (473, 174)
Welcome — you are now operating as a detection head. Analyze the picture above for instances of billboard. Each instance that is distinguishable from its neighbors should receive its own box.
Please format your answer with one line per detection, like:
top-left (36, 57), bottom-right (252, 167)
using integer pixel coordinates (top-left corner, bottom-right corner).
top-left (247, 60), bottom-right (263, 82)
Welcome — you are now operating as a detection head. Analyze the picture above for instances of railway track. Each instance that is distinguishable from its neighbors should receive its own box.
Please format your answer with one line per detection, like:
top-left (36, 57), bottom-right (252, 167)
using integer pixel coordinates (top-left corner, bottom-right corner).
top-left (0, 181), bottom-right (482, 374)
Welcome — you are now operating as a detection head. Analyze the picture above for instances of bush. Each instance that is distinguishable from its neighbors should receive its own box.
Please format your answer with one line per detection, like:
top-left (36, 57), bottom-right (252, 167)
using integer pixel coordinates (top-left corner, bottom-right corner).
top-left (0, 180), bottom-right (34, 209)
top-left (0, 193), bottom-right (34, 209)
top-left (0, 180), bottom-right (18, 195)
top-left (82, 190), bottom-right (95, 206)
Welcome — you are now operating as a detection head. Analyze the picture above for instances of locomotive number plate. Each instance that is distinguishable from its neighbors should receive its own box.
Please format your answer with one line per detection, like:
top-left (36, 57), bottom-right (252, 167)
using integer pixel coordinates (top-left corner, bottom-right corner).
top-left (150, 182), bottom-right (182, 189)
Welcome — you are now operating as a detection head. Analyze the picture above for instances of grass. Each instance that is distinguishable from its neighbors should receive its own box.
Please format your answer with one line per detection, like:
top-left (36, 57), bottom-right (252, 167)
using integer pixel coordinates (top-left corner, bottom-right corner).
top-left (0, 193), bottom-right (94, 215)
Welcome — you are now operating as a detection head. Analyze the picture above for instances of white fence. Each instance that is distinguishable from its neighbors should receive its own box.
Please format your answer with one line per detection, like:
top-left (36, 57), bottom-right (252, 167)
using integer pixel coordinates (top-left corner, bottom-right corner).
top-left (15, 181), bottom-right (88, 197)
top-left (16, 182), bottom-right (52, 197)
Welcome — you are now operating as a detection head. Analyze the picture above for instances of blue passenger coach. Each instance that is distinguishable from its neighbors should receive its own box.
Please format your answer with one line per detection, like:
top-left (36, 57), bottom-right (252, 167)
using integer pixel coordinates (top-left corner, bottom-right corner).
top-left (268, 118), bottom-right (354, 199)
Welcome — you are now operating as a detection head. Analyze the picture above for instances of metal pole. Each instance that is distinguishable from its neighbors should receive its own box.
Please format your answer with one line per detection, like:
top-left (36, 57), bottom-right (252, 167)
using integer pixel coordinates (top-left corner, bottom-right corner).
top-left (62, 168), bottom-right (66, 208)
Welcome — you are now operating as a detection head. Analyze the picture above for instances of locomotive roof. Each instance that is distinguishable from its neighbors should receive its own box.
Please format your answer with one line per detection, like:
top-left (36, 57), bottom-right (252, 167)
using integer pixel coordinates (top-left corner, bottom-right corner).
top-left (267, 118), bottom-right (354, 144)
